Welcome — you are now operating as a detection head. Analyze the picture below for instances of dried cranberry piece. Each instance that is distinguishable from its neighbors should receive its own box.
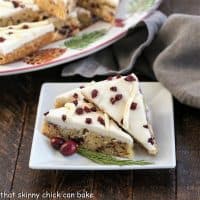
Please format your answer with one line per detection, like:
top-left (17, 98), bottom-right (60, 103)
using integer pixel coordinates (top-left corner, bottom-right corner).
top-left (11, 1), bottom-right (20, 8)
top-left (124, 75), bottom-right (136, 82)
top-left (143, 125), bottom-right (149, 129)
top-left (84, 106), bottom-right (91, 113)
top-left (110, 86), bottom-right (117, 92)
top-left (62, 114), bottom-right (67, 121)
top-left (110, 97), bottom-right (116, 105)
top-left (21, 25), bottom-right (29, 29)
top-left (115, 94), bottom-right (123, 101)
top-left (148, 138), bottom-right (154, 145)
top-left (51, 137), bottom-right (65, 150)
top-left (116, 74), bottom-right (121, 79)
top-left (98, 116), bottom-right (105, 126)
top-left (85, 118), bottom-right (92, 124)
top-left (91, 89), bottom-right (98, 98)
top-left (44, 111), bottom-right (49, 116)
top-left (0, 37), bottom-right (5, 42)
top-left (73, 93), bottom-right (78, 99)
top-left (91, 107), bottom-right (97, 112)
top-left (130, 102), bottom-right (137, 110)
top-left (73, 100), bottom-right (78, 106)
top-left (60, 140), bottom-right (78, 156)
top-left (76, 107), bottom-right (84, 115)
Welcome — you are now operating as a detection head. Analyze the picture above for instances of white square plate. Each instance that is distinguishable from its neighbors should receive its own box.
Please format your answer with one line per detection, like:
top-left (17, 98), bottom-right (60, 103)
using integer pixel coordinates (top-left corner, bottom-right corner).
top-left (29, 82), bottom-right (176, 170)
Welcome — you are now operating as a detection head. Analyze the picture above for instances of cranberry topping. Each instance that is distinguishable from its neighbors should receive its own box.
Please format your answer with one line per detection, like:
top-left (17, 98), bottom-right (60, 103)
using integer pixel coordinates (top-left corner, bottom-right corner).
top-left (130, 102), bottom-right (137, 110)
top-left (116, 74), bottom-right (121, 79)
top-left (76, 107), bottom-right (84, 115)
top-left (60, 140), bottom-right (78, 156)
top-left (51, 137), bottom-right (65, 150)
top-left (84, 106), bottom-right (91, 113)
top-left (85, 118), bottom-right (92, 124)
top-left (0, 37), bottom-right (5, 42)
top-left (124, 75), bottom-right (136, 82)
top-left (91, 89), bottom-right (98, 98)
top-left (148, 137), bottom-right (154, 145)
top-left (143, 125), bottom-right (149, 129)
top-left (115, 94), bottom-right (123, 101)
top-left (73, 93), bottom-right (78, 99)
top-left (110, 86), bottom-right (117, 92)
top-left (62, 114), bottom-right (67, 122)
top-left (98, 116), bottom-right (105, 126)
top-left (91, 107), bottom-right (97, 112)
top-left (110, 97), bottom-right (116, 105)
top-left (73, 100), bottom-right (78, 106)
top-left (44, 111), bottom-right (49, 116)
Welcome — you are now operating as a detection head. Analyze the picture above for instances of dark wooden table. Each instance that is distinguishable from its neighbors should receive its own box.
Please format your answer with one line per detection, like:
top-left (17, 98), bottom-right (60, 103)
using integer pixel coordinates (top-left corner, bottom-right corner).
top-left (0, 1), bottom-right (200, 200)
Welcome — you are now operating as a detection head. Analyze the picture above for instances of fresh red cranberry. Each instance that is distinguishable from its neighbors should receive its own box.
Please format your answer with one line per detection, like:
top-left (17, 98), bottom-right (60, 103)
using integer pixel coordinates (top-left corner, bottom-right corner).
top-left (76, 107), bottom-right (84, 115)
top-left (143, 125), bottom-right (149, 129)
top-left (85, 118), bottom-right (92, 124)
top-left (91, 89), bottom-right (98, 98)
top-left (148, 138), bottom-right (154, 145)
top-left (0, 37), bottom-right (5, 42)
top-left (51, 137), bottom-right (65, 150)
top-left (84, 106), bottom-right (91, 113)
top-left (91, 107), bottom-right (97, 112)
top-left (62, 114), bottom-right (67, 121)
top-left (130, 102), bottom-right (137, 110)
top-left (98, 116), bottom-right (105, 126)
top-left (115, 94), bottom-right (123, 101)
top-left (73, 93), bottom-right (78, 99)
top-left (110, 86), bottom-right (117, 92)
top-left (124, 75), bottom-right (136, 82)
top-left (60, 140), bottom-right (78, 156)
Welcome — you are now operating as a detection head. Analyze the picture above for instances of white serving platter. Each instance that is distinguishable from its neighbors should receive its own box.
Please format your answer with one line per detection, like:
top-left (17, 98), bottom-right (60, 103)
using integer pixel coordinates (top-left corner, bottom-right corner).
top-left (0, 0), bottom-right (162, 76)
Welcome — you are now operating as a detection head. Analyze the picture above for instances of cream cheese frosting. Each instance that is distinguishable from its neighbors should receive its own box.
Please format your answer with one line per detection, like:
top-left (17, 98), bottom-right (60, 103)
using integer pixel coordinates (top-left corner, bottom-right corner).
top-left (81, 74), bottom-right (158, 154)
top-left (46, 90), bottom-right (133, 145)
top-left (0, 20), bottom-right (54, 55)
top-left (0, 0), bottom-right (39, 18)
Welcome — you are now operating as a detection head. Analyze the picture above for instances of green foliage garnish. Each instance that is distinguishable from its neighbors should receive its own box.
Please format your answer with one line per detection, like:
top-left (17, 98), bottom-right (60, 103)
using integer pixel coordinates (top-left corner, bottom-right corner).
top-left (78, 148), bottom-right (153, 166)
top-left (128, 0), bottom-right (155, 13)
top-left (64, 29), bottom-right (107, 49)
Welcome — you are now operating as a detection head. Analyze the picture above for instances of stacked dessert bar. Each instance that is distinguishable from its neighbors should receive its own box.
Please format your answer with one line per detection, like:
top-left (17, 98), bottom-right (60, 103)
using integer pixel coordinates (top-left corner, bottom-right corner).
top-left (0, 0), bottom-right (119, 64)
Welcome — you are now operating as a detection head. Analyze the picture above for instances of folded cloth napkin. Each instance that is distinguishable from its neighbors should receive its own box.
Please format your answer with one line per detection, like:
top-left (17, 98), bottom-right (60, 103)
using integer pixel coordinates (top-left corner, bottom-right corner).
top-left (62, 12), bottom-right (200, 109)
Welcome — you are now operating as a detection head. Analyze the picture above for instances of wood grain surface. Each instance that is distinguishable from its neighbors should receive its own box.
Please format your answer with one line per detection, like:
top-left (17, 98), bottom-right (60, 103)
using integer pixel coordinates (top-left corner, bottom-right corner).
top-left (0, 1), bottom-right (200, 200)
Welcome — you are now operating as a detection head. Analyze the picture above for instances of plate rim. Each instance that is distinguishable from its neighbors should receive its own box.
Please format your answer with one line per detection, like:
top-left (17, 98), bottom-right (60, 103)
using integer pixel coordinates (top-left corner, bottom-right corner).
top-left (29, 81), bottom-right (176, 170)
